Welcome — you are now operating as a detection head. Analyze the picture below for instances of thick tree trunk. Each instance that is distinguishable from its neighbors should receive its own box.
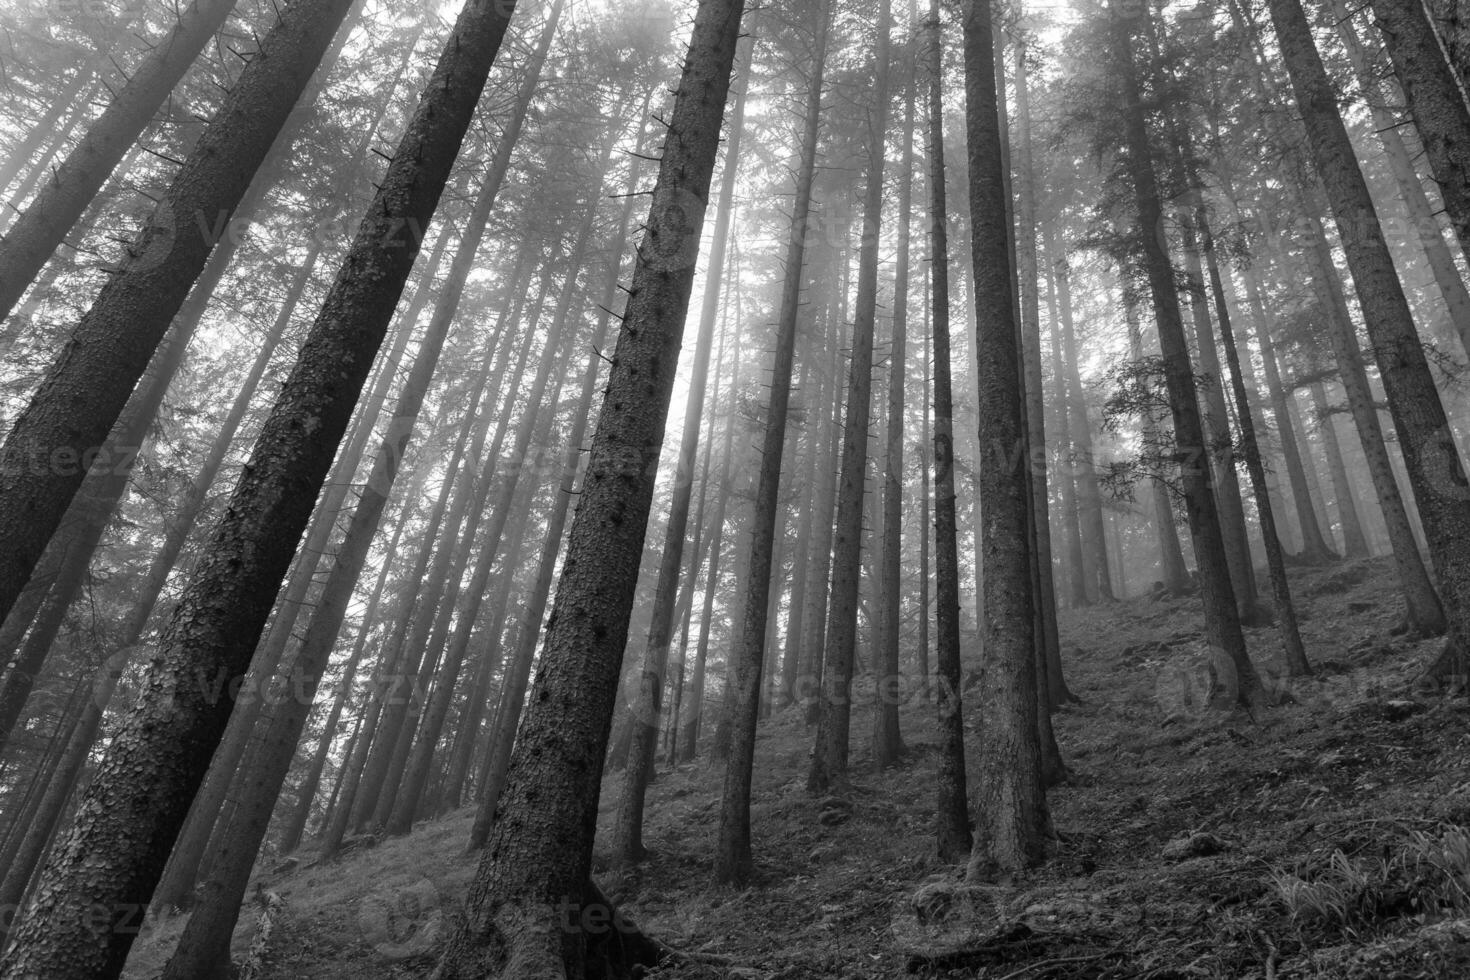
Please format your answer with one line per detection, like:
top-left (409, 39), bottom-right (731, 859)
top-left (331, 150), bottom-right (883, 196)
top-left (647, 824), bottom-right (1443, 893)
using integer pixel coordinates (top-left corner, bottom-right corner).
top-left (1267, 0), bottom-right (1470, 682)
top-left (0, 0), bottom-right (363, 633)
top-left (0, 0), bottom-right (242, 324)
top-left (1333, 1), bottom-right (1470, 357)
top-left (926, 0), bottom-right (970, 864)
top-left (0, 0), bottom-right (521, 973)
top-left (961, 0), bottom-right (1049, 875)
top-left (808, 0), bottom-right (890, 795)
top-left (715, 3), bottom-right (831, 883)
top-left (430, 2), bottom-right (746, 973)
top-left (1371, 0), bottom-right (1470, 259)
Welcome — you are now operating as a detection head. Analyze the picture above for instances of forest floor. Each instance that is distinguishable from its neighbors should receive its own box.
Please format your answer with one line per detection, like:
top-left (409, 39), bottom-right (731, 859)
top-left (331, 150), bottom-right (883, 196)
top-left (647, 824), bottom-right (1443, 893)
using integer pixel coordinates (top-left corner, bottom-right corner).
top-left (126, 555), bottom-right (1470, 979)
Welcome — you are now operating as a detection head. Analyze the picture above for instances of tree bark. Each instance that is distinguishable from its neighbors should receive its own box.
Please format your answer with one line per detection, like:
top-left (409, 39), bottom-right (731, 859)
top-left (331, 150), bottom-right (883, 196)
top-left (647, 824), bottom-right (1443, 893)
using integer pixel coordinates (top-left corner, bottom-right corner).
top-left (876, 0), bottom-right (916, 769)
top-left (1371, 0), bottom-right (1470, 259)
top-left (926, 0), bottom-right (971, 864)
top-left (960, 0), bottom-right (1049, 876)
top-left (1333, 0), bottom-right (1470, 357)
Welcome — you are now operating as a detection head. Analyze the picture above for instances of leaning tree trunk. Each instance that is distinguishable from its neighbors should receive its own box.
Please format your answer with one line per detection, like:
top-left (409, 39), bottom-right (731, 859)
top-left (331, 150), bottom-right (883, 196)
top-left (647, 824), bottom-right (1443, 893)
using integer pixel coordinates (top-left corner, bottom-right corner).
top-left (612, 35), bottom-right (751, 866)
top-left (1112, 3), bottom-right (1262, 707)
top-left (430, 1), bottom-right (747, 974)
top-left (1333, 0), bottom-right (1470, 357)
top-left (1267, 0), bottom-right (1470, 681)
top-left (1370, 0), bottom-right (1470, 259)
top-left (0, 0), bottom-right (522, 974)
top-left (961, 0), bottom-right (1049, 876)
top-left (0, 0), bottom-right (242, 324)
top-left (714, 0), bottom-right (830, 886)
top-left (808, 0), bottom-right (891, 796)
top-left (0, 0), bottom-right (363, 633)
top-left (926, 0), bottom-right (971, 865)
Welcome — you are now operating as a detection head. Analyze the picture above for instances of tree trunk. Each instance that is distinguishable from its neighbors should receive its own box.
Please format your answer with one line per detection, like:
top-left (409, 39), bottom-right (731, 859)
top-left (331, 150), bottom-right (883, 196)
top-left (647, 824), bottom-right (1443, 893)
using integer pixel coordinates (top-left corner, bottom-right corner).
top-left (961, 0), bottom-right (1049, 876)
top-left (1371, 0), bottom-right (1470, 259)
top-left (876, 0), bottom-right (916, 770)
top-left (1333, 0), bottom-right (1470, 357)
top-left (430, 1), bottom-right (746, 973)
top-left (0, 0), bottom-right (521, 972)
top-left (926, 0), bottom-right (970, 864)
top-left (808, 0), bottom-right (890, 795)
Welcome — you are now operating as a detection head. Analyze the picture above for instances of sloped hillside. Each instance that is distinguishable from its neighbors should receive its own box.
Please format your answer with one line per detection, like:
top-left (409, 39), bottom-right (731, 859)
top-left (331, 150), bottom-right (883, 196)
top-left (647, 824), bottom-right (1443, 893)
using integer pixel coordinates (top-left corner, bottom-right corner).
top-left (126, 556), bottom-right (1470, 978)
